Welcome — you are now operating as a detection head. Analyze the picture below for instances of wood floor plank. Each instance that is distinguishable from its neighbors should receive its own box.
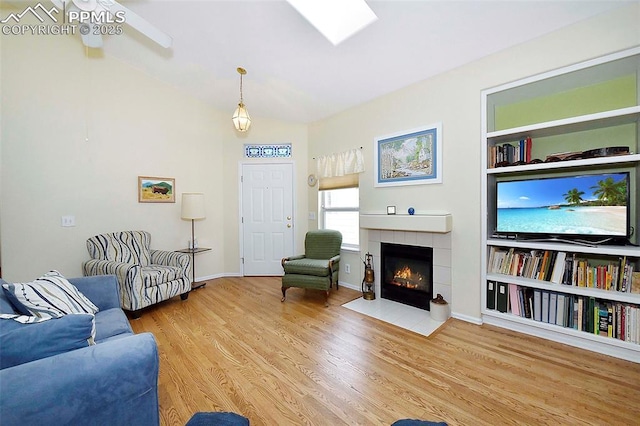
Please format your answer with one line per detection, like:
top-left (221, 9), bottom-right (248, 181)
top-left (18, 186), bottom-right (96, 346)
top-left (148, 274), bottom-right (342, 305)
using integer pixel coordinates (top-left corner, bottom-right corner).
top-left (129, 276), bottom-right (640, 426)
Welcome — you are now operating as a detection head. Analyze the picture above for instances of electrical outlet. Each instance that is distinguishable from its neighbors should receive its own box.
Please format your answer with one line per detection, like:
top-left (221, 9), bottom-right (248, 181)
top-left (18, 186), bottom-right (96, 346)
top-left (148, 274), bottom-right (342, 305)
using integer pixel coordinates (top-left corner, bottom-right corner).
top-left (345, 264), bottom-right (351, 274)
top-left (61, 215), bottom-right (76, 227)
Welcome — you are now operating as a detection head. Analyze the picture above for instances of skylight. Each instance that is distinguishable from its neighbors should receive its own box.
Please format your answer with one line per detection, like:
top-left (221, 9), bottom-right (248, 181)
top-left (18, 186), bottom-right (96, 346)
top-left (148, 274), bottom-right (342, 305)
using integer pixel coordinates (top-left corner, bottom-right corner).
top-left (286, 0), bottom-right (378, 45)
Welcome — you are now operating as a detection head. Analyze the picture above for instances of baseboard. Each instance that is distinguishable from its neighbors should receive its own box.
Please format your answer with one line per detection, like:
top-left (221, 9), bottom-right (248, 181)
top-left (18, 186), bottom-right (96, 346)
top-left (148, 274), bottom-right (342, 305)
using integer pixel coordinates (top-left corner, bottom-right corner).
top-left (451, 312), bottom-right (483, 325)
top-left (338, 281), bottom-right (360, 291)
top-left (196, 273), bottom-right (239, 282)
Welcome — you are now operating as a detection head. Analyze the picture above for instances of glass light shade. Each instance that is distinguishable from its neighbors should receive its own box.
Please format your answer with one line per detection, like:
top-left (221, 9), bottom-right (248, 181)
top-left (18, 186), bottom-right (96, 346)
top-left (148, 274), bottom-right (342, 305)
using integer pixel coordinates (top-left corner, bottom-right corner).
top-left (232, 103), bottom-right (251, 132)
top-left (181, 193), bottom-right (206, 220)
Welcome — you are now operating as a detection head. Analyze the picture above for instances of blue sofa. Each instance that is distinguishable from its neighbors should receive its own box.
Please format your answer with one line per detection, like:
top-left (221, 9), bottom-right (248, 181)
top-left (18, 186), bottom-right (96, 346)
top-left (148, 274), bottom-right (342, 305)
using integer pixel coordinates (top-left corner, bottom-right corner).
top-left (0, 275), bottom-right (160, 426)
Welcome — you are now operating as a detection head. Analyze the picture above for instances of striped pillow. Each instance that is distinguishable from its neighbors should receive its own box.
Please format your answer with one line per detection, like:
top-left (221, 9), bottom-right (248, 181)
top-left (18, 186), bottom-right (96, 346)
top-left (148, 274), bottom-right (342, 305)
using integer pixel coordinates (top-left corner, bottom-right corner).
top-left (1, 271), bottom-right (99, 319)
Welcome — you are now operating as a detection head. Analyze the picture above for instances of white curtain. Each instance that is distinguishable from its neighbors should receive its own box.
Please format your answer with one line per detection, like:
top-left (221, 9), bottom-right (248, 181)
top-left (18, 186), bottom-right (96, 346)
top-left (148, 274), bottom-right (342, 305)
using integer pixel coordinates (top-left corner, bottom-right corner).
top-left (316, 148), bottom-right (365, 178)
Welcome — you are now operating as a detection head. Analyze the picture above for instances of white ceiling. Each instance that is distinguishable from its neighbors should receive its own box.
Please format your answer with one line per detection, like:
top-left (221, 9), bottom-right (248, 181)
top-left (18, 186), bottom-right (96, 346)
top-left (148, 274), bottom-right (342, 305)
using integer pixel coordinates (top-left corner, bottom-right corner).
top-left (10, 0), bottom-right (637, 123)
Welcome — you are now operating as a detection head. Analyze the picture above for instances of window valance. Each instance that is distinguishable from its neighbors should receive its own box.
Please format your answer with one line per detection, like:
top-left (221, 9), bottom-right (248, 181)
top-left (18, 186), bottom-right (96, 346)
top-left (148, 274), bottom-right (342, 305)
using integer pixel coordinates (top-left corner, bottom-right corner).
top-left (316, 148), bottom-right (364, 179)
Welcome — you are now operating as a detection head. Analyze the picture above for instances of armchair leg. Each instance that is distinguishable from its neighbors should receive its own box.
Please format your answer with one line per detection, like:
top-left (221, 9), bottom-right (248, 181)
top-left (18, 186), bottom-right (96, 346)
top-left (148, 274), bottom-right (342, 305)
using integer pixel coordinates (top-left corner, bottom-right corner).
top-left (281, 287), bottom-right (288, 302)
top-left (180, 292), bottom-right (189, 301)
top-left (130, 310), bottom-right (142, 320)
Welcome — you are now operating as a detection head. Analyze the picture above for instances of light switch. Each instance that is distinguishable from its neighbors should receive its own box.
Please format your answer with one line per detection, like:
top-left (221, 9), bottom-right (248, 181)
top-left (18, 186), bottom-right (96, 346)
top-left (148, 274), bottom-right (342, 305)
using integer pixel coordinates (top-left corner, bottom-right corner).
top-left (61, 215), bottom-right (76, 227)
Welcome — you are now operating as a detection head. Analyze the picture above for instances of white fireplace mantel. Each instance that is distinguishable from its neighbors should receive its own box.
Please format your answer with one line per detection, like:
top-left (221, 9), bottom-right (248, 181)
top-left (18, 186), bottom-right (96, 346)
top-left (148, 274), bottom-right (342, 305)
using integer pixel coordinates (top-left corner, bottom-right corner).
top-left (360, 213), bottom-right (452, 233)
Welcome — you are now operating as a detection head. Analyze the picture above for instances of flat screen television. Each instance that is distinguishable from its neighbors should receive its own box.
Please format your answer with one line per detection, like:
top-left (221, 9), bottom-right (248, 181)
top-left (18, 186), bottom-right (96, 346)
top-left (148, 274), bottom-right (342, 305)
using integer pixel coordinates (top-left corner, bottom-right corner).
top-left (495, 171), bottom-right (632, 245)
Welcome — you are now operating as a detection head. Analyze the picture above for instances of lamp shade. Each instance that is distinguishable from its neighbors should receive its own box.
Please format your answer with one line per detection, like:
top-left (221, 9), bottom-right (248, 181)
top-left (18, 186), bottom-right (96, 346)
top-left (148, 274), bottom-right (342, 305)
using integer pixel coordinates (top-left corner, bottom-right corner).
top-left (232, 103), bottom-right (251, 132)
top-left (181, 193), bottom-right (206, 220)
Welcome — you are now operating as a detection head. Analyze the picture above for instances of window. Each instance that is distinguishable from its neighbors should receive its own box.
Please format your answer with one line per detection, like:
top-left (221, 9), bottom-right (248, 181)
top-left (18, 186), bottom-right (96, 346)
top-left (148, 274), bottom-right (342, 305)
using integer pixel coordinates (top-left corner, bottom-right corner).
top-left (320, 187), bottom-right (359, 249)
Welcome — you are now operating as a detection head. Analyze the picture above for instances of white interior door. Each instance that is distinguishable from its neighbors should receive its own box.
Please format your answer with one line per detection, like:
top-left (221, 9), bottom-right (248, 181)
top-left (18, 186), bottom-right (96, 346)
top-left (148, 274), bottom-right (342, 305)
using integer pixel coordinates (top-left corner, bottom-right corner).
top-left (241, 163), bottom-right (294, 276)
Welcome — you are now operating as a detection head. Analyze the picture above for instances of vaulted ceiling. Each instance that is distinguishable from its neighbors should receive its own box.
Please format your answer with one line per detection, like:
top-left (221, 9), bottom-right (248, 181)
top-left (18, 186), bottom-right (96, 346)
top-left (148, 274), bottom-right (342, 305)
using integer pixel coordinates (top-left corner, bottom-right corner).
top-left (5, 0), bottom-right (635, 123)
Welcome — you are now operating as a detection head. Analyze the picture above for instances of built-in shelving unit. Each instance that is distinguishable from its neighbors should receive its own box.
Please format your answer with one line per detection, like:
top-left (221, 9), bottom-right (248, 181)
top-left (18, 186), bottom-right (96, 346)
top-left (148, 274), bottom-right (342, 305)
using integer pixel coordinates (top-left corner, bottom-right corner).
top-left (481, 47), bottom-right (640, 362)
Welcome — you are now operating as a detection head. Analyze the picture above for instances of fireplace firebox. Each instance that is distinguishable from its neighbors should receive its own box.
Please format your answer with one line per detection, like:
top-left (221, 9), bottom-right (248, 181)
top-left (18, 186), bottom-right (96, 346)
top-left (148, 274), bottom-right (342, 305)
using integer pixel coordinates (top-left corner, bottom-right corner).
top-left (380, 243), bottom-right (433, 310)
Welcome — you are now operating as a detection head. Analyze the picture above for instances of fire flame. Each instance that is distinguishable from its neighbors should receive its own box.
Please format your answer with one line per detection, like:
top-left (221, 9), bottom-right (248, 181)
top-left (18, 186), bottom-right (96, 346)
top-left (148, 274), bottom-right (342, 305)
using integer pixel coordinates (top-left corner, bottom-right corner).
top-left (395, 266), bottom-right (413, 280)
top-left (391, 265), bottom-right (424, 289)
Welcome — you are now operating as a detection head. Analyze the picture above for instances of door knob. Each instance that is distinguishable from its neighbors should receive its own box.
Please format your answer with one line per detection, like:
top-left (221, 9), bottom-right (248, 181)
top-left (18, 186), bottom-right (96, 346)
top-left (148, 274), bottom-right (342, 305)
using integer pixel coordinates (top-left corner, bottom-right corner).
top-left (287, 216), bottom-right (291, 220)
top-left (287, 224), bottom-right (292, 228)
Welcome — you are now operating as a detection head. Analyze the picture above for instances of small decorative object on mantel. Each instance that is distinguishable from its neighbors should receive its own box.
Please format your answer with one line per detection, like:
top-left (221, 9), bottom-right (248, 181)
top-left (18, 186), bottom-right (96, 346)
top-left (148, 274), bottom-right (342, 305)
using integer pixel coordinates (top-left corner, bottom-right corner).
top-left (430, 294), bottom-right (450, 322)
top-left (387, 206), bottom-right (396, 215)
top-left (408, 207), bottom-right (415, 215)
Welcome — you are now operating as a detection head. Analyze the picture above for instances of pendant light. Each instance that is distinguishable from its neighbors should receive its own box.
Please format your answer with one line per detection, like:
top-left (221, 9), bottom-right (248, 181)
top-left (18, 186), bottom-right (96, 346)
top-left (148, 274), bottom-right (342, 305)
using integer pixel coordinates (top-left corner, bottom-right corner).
top-left (232, 67), bottom-right (251, 132)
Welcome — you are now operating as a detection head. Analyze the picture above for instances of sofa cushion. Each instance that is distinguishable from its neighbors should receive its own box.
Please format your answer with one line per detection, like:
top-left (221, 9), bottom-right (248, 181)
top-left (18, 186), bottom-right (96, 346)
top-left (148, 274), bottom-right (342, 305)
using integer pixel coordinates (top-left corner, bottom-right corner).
top-left (2, 271), bottom-right (98, 319)
top-left (0, 313), bottom-right (95, 369)
top-left (282, 258), bottom-right (332, 277)
top-left (94, 308), bottom-right (133, 343)
top-left (141, 265), bottom-right (183, 287)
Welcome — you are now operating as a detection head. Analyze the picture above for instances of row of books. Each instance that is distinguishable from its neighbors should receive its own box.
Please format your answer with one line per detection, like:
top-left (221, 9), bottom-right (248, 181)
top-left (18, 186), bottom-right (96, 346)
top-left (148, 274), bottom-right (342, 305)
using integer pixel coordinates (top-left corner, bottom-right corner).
top-left (487, 281), bottom-right (640, 344)
top-left (487, 137), bottom-right (533, 168)
top-left (487, 247), bottom-right (640, 293)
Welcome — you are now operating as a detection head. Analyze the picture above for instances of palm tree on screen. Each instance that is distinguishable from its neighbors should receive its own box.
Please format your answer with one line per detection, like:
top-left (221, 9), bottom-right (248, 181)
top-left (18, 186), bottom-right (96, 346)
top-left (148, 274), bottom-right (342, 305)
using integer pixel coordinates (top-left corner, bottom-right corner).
top-left (591, 177), bottom-right (626, 206)
top-left (563, 188), bottom-right (584, 205)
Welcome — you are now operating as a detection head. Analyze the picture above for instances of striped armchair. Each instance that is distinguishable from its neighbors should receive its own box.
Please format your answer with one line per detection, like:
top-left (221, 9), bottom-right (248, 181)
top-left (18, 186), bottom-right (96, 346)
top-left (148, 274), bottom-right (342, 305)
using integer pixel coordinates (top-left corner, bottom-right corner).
top-left (281, 229), bottom-right (342, 306)
top-left (82, 231), bottom-right (191, 317)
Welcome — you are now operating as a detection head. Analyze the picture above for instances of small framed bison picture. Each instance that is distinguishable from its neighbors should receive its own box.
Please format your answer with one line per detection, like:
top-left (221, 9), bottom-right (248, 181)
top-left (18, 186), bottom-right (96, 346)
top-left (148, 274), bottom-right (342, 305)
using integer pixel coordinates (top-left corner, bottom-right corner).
top-left (138, 176), bottom-right (175, 203)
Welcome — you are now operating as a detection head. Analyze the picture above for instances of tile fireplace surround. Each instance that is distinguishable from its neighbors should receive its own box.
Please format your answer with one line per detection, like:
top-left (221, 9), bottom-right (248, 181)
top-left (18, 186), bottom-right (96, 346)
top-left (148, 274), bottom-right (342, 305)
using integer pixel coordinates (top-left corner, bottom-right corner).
top-left (360, 213), bottom-right (452, 307)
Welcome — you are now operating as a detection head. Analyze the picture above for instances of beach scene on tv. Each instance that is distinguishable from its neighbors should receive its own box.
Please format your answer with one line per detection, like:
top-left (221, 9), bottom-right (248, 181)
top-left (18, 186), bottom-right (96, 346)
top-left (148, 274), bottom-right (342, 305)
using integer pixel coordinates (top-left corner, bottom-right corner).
top-left (496, 172), bottom-right (629, 237)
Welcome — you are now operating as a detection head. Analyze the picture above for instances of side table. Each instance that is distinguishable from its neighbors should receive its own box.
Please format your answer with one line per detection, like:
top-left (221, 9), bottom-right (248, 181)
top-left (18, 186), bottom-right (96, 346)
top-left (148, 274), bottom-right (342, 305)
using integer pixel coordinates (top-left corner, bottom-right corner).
top-left (176, 247), bottom-right (211, 290)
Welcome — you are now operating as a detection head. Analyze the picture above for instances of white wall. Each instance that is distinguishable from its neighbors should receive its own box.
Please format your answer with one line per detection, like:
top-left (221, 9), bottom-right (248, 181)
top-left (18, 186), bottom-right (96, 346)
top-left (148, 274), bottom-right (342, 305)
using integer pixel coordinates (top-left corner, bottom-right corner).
top-left (308, 4), bottom-right (640, 320)
top-left (0, 31), bottom-right (308, 282)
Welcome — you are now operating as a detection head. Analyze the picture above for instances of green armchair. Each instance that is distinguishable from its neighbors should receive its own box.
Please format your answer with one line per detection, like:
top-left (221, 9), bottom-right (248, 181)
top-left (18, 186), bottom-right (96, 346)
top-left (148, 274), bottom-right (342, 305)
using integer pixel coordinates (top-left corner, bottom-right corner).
top-left (281, 229), bottom-right (342, 306)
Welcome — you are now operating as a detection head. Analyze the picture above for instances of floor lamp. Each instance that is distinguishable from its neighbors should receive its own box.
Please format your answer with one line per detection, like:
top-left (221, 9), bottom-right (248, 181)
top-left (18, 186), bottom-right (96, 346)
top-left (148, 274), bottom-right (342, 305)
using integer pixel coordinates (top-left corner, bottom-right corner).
top-left (181, 193), bottom-right (206, 285)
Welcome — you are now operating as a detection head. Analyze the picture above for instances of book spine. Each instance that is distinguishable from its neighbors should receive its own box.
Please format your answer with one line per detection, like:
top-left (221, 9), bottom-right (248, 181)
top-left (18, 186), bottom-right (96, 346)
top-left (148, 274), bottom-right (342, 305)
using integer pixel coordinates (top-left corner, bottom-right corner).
top-left (619, 256), bottom-right (627, 292)
top-left (549, 293), bottom-right (557, 326)
top-left (577, 298), bottom-right (583, 331)
top-left (616, 303), bottom-right (622, 340)
top-left (542, 291), bottom-right (550, 323)
top-left (497, 282), bottom-right (508, 313)
top-left (607, 304), bottom-right (614, 338)
top-left (509, 284), bottom-right (520, 316)
top-left (533, 290), bottom-right (542, 321)
top-left (598, 302), bottom-right (608, 337)
top-left (556, 294), bottom-right (565, 326)
top-left (486, 281), bottom-right (496, 310)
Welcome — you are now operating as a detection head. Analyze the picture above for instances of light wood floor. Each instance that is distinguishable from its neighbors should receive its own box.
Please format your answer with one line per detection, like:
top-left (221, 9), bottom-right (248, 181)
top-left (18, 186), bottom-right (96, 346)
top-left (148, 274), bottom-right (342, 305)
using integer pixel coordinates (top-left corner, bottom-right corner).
top-left (130, 277), bottom-right (640, 426)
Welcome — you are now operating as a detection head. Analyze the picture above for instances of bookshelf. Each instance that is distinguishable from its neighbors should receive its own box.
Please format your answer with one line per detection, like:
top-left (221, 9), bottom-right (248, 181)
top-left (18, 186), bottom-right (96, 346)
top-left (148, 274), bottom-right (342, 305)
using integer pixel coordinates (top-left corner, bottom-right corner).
top-left (481, 47), bottom-right (640, 362)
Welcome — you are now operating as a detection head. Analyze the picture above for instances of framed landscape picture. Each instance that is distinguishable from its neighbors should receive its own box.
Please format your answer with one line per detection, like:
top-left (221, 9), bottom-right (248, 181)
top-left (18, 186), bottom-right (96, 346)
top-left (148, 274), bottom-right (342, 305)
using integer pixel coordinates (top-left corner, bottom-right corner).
top-left (138, 176), bottom-right (175, 203)
top-left (374, 123), bottom-right (442, 187)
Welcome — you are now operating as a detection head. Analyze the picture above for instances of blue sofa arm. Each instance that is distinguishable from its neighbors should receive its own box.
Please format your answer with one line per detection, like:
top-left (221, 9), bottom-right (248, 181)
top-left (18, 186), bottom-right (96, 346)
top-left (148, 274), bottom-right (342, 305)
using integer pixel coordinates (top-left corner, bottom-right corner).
top-left (0, 332), bottom-right (159, 426)
top-left (69, 275), bottom-right (121, 311)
